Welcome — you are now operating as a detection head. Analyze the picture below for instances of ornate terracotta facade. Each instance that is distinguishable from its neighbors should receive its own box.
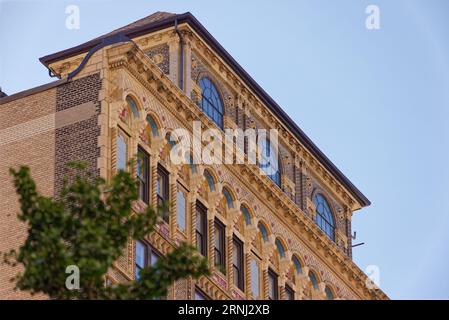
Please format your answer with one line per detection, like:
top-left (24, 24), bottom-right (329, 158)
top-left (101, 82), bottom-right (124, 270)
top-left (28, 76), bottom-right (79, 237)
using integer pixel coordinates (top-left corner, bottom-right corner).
top-left (0, 12), bottom-right (387, 300)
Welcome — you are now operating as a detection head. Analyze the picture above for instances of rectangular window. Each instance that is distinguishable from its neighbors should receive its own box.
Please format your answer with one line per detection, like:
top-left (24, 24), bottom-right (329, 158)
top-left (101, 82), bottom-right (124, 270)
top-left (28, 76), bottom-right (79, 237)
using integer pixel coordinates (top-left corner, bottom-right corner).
top-left (214, 219), bottom-right (226, 274)
top-left (135, 240), bottom-right (160, 280)
top-left (250, 258), bottom-right (260, 298)
top-left (194, 288), bottom-right (209, 300)
top-left (116, 132), bottom-right (127, 171)
top-left (196, 202), bottom-right (208, 257)
top-left (233, 236), bottom-right (244, 291)
top-left (285, 285), bottom-right (294, 300)
top-left (137, 147), bottom-right (150, 204)
top-left (157, 165), bottom-right (169, 223)
top-left (176, 187), bottom-right (187, 232)
top-left (268, 269), bottom-right (279, 300)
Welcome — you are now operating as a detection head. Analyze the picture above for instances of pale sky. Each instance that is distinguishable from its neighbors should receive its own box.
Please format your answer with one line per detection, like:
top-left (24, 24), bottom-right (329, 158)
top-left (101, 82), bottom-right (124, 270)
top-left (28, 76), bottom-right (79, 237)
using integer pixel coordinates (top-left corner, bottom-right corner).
top-left (1, 0), bottom-right (448, 299)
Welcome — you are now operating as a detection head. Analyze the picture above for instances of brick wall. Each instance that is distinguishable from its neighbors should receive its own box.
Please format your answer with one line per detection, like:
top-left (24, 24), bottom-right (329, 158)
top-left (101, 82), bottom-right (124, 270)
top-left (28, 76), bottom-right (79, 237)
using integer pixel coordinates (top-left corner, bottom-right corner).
top-left (54, 73), bottom-right (102, 196)
top-left (0, 73), bottom-right (102, 299)
top-left (0, 88), bottom-right (57, 299)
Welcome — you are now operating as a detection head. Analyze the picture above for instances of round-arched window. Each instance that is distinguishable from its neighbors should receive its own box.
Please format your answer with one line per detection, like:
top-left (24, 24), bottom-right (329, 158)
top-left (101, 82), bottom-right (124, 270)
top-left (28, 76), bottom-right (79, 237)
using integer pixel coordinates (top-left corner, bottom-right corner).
top-left (241, 205), bottom-right (251, 226)
top-left (146, 115), bottom-right (159, 136)
top-left (126, 96), bottom-right (140, 119)
top-left (258, 223), bottom-right (269, 242)
top-left (259, 138), bottom-right (281, 186)
top-left (292, 256), bottom-right (302, 274)
top-left (309, 271), bottom-right (319, 290)
top-left (275, 239), bottom-right (285, 258)
top-left (325, 287), bottom-right (334, 300)
top-left (204, 170), bottom-right (215, 192)
top-left (199, 77), bottom-right (224, 129)
top-left (313, 194), bottom-right (335, 241)
top-left (223, 188), bottom-right (234, 209)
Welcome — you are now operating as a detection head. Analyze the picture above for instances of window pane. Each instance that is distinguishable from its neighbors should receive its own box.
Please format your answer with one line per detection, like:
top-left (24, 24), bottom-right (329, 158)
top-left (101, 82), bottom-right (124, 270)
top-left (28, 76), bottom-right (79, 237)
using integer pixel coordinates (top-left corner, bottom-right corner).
top-left (194, 289), bottom-right (208, 300)
top-left (135, 241), bottom-right (145, 268)
top-left (233, 237), bottom-right (244, 291)
top-left (199, 77), bottom-right (224, 129)
top-left (268, 270), bottom-right (278, 300)
top-left (214, 221), bottom-right (225, 273)
top-left (177, 190), bottom-right (186, 232)
top-left (117, 134), bottom-right (127, 171)
top-left (137, 148), bottom-right (149, 204)
top-left (285, 286), bottom-right (294, 300)
top-left (250, 259), bottom-right (260, 298)
top-left (150, 251), bottom-right (159, 267)
top-left (196, 203), bottom-right (207, 257)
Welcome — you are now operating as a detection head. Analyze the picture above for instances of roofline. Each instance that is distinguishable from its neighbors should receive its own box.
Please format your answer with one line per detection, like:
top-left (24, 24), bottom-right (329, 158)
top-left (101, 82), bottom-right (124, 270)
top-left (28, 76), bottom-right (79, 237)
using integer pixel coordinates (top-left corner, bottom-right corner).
top-left (0, 79), bottom-right (68, 105)
top-left (39, 12), bottom-right (371, 207)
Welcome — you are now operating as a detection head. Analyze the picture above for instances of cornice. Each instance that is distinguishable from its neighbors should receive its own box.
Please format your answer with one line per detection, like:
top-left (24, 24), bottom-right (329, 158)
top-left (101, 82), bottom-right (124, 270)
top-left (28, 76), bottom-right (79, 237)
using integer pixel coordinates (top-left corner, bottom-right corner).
top-left (182, 25), bottom-right (361, 212)
top-left (106, 42), bottom-right (387, 300)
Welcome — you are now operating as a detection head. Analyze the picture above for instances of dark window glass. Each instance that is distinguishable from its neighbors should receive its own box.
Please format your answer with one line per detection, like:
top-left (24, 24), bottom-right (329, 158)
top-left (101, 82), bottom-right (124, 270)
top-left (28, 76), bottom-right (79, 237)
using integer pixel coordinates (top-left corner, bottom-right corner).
top-left (268, 269), bottom-right (279, 300)
top-left (126, 96), bottom-right (140, 118)
top-left (137, 147), bottom-right (150, 204)
top-left (199, 77), bottom-right (224, 129)
top-left (325, 287), bottom-right (334, 300)
top-left (223, 188), bottom-right (234, 208)
top-left (196, 202), bottom-right (208, 257)
top-left (258, 223), bottom-right (269, 242)
top-left (157, 165), bottom-right (170, 223)
top-left (259, 138), bottom-right (281, 186)
top-left (135, 240), bottom-right (160, 280)
top-left (233, 236), bottom-right (244, 291)
top-left (214, 219), bottom-right (226, 274)
top-left (194, 288), bottom-right (209, 300)
top-left (241, 206), bottom-right (251, 225)
top-left (204, 170), bottom-right (215, 191)
top-left (275, 239), bottom-right (285, 258)
top-left (285, 285), bottom-right (294, 300)
top-left (309, 271), bottom-right (319, 290)
top-left (313, 194), bottom-right (335, 241)
top-left (292, 256), bottom-right (302, 274)
top-left (147, 116), bottom-right (159, 136)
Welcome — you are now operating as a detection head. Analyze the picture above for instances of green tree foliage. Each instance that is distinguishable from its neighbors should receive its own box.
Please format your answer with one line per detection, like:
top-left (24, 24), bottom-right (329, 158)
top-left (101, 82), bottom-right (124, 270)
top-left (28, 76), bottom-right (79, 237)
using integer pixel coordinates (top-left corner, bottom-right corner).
top-left (3, 162), bottom-right (209, 299)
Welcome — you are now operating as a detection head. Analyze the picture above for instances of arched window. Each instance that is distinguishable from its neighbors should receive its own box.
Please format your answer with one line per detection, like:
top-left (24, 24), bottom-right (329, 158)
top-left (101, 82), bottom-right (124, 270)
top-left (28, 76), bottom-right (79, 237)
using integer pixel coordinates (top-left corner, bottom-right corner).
top-left (258, 223), bottom-right (269, 242)
top-left (223, 188), bottom-right (234, 209)
top-left (292, 256), bottom-right (302, 274)
top-left (275, 239), bottom-right (285, 258)
top-left (199, 77), bottom-right (224, 129)
top-left (204, 170), bottom-right (216, 192)
top-left (126, 96), bottom-right (140, 119)
top-left (309, 271), bottom-right (319, 290)
top-left (325, 287), bottom-right (334, 300)
top-left (313, 194), bottom-right (335, 241)
top-left (259, 138), bottom-right (281, 186)
top-left (146, 115), bottom-right (159, 136)
top-left (241, 205), bottom-right (251, 226)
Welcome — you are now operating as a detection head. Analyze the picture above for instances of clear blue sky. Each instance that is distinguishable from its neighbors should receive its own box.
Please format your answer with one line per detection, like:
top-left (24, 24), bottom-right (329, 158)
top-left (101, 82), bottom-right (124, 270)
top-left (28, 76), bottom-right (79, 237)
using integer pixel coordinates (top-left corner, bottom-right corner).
top-left (1, 0), bottom-right (448, 300)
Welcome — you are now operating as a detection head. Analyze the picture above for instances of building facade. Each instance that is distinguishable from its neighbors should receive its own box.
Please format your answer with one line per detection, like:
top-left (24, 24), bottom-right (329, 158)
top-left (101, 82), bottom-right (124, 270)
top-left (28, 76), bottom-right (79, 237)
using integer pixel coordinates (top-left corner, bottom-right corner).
top-left (0, 12), bottom-right (387, 300)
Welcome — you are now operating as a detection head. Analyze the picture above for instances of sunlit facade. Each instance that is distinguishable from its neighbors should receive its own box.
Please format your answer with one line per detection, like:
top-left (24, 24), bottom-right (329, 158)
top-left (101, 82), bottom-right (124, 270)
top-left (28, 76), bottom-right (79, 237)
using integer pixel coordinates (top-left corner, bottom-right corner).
top-left (0, 11), bottom-right (387, 300)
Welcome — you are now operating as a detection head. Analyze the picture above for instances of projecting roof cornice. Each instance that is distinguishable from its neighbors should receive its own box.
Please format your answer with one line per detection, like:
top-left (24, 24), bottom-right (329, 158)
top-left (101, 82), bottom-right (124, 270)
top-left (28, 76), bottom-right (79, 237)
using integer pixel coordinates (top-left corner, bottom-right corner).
top-left (39, 11), bottom-right (370, 209)
top-left (106, 42), bottom-right (387, 300)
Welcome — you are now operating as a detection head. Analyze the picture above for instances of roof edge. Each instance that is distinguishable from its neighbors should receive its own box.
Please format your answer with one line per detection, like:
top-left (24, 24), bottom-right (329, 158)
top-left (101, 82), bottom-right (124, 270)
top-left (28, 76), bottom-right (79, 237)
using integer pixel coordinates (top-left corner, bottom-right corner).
top-left (38, 12), bottom-right (370, 208)
top-left (0, 79), bottom-right (68, 105)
